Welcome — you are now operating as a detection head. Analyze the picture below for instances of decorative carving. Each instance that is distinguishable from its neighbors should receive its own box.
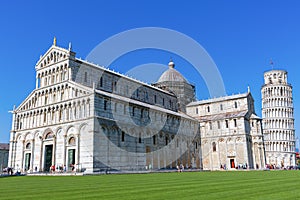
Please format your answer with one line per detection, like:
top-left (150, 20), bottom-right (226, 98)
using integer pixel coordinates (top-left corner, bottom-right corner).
top-left (227, 149), bottom-right (235, 157)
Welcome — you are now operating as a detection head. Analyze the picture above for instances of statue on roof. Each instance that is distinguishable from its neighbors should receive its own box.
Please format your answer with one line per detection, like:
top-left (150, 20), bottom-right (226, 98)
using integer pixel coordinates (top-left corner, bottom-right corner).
top-left (53, 37), bottom-right (57, 46)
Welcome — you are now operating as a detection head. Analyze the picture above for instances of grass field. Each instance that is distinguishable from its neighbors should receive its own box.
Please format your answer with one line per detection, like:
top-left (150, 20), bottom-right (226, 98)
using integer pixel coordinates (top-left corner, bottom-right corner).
top-left (0, 170), bottom-right (299, 200)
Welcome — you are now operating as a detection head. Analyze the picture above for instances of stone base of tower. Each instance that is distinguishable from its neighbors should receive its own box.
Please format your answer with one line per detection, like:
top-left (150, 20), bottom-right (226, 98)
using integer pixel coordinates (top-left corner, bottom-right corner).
top-left (265, 152), bottom-right (296, 169)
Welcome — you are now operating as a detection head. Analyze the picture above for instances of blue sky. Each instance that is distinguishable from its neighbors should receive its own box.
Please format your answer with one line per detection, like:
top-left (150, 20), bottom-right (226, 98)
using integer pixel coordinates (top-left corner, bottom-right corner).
top-left (0, 1), bottom-right (299, 144)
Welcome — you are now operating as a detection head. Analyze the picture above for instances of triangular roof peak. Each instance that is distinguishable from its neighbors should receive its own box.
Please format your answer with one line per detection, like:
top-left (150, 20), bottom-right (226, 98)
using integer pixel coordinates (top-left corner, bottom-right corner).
top-left (35, 38), bottom-right (75, 70)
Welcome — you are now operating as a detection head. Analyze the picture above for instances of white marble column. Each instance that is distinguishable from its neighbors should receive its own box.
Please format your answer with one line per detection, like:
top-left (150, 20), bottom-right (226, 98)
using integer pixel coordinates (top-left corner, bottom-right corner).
top-left (30, 139), bottom-right (35, 173)
top-left (76, 134), bottom-right (80, 172)
top-left (52, 136), bottom-right (56, 166)
top-left (20, 140), bottom-right (25, 172)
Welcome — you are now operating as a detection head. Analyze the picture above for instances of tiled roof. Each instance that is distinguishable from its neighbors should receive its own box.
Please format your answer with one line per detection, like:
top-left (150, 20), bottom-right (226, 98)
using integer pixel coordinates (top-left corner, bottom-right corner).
top-left (95, 89), bottom-right (197, 121)
top-left (157, 68), bottom-right (187, 83)
top-left (187, 92), bottom-right (250, 106)
top-left (195, 110), bottom-right (248, 122)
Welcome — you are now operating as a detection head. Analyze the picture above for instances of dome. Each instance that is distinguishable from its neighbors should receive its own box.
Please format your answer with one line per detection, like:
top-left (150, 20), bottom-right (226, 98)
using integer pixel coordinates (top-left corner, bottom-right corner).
top-left (157, 61), bottom-right (187, 83)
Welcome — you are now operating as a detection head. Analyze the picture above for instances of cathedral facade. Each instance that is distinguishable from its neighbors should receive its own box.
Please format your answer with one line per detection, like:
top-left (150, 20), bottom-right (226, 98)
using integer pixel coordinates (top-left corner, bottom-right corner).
top-left (8, 40), bottom-right (278, 173)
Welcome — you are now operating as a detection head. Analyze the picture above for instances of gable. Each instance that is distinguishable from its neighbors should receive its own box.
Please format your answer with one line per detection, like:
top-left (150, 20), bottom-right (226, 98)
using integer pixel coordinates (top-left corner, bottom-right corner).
top-left (35, 44), bottom-right (75, 71)
top-left (15, 81), bottom-right (92, 113)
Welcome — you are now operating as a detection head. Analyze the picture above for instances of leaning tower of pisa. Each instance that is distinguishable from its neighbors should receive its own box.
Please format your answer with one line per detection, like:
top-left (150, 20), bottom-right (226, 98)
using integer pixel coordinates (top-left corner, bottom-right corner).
top-left (261, 70), bottom-right (295, 168)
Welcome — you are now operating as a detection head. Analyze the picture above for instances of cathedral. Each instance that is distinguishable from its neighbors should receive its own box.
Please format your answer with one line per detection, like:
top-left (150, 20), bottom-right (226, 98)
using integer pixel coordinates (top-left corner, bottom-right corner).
top-left (7, 39), bottom-right (294, 173)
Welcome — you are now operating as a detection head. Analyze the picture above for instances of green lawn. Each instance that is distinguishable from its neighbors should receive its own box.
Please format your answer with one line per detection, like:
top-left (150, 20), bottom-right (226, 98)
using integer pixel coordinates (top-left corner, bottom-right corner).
top-left (0, 170), bottom-right (299, 200)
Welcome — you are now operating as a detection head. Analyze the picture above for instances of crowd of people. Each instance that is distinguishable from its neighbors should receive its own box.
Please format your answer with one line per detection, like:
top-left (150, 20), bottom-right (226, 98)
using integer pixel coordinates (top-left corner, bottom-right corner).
top-left (49, 164), bottom-right (68, 173)
top-left (1, 163), bottom-right (77, 176)
top-left (266, 164), bottom-right (300, 170)
top-left (2, 165), bottom-right (21, 176)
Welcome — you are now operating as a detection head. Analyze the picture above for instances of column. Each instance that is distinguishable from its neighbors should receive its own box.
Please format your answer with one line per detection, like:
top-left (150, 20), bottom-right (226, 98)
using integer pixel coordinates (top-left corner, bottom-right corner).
top-left (30, 139), bottom-right (35, 173)
top-left (11, 111), bottom-right (16, 130)
top-left (39, 138), bottom-right (43, 172)
top-left (252, 143), bottom-right (257, 168)
top-left (52, 136), bottom-right (56, 166)
top-left (76, 133), bottom-right (80, 172)
top-left (20, 140), bottom-right (25, 172)
top-left (8, 136), bottom-right (15, 168)
top-left (36, 76), bottom-right (39, 89)
top-left (63, 135), bottom-right (67, 167)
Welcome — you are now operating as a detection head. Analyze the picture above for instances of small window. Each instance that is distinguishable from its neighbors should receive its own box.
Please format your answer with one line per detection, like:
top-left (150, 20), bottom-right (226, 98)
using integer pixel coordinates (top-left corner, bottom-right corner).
top-left (121, 131), bottom-right (125, 142)
top-left (132, 107), bottom-right (135, 116)
top-left (234, 102), bottom-right (238, 108)
top-left (153, 135), bottom-right (156, 145)
top-left (52, 110), bottom-right (55, 121)
top-left (84, 72), bottom-right (88, 82)
top-left (114, 81), bottom-right (117, 91)
top-left (196, 108), bottom-right (198, 114)
top-left (220, 104), bottom-right (223, 111)
top-left (217, 121), bottom-right (221, 129)
top-left (44, 112), bottom-right (47, 123)
top-left (100, 77), bottom-right (103, 87)
top-left (165, 136), bottom-right (169, 145)
top-left (212, 142), bottom-right (217, 152)
top-left (45, 96), bottom-right (48, 105)
top-left (59, 110), bottom-right (62, 121)
top-left (225, 120), bottom-right (229, 128)
top-left (154, 95), bottom-right (157, 104)
top-left (209, 122), bottom-right (212, 130)
top-left (138, 133), bottom-right (142, 143)
top-left (234, 119), bottom-right (237, 127)
top-left (61, 91), bottom-right (64, 101)
top-left (195, 142), bottom-right (198, 149)
top-left (269, 77), bottom-right (272, 84)
top-left (104, 100), bottom-right (107, 110)
top-left (162, 98), bottom-right (165, 106)
top-left (207, 106), bottom-right (210, 112)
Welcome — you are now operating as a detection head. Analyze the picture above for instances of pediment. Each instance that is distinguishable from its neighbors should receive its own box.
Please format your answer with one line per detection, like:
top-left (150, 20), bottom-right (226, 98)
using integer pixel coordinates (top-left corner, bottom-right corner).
top-left (16, 81), bottom-right (92, 113)
top-left (35, 44), bottom-right (75, 70)
top-left (15, 90), bottom-right (38, 112)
